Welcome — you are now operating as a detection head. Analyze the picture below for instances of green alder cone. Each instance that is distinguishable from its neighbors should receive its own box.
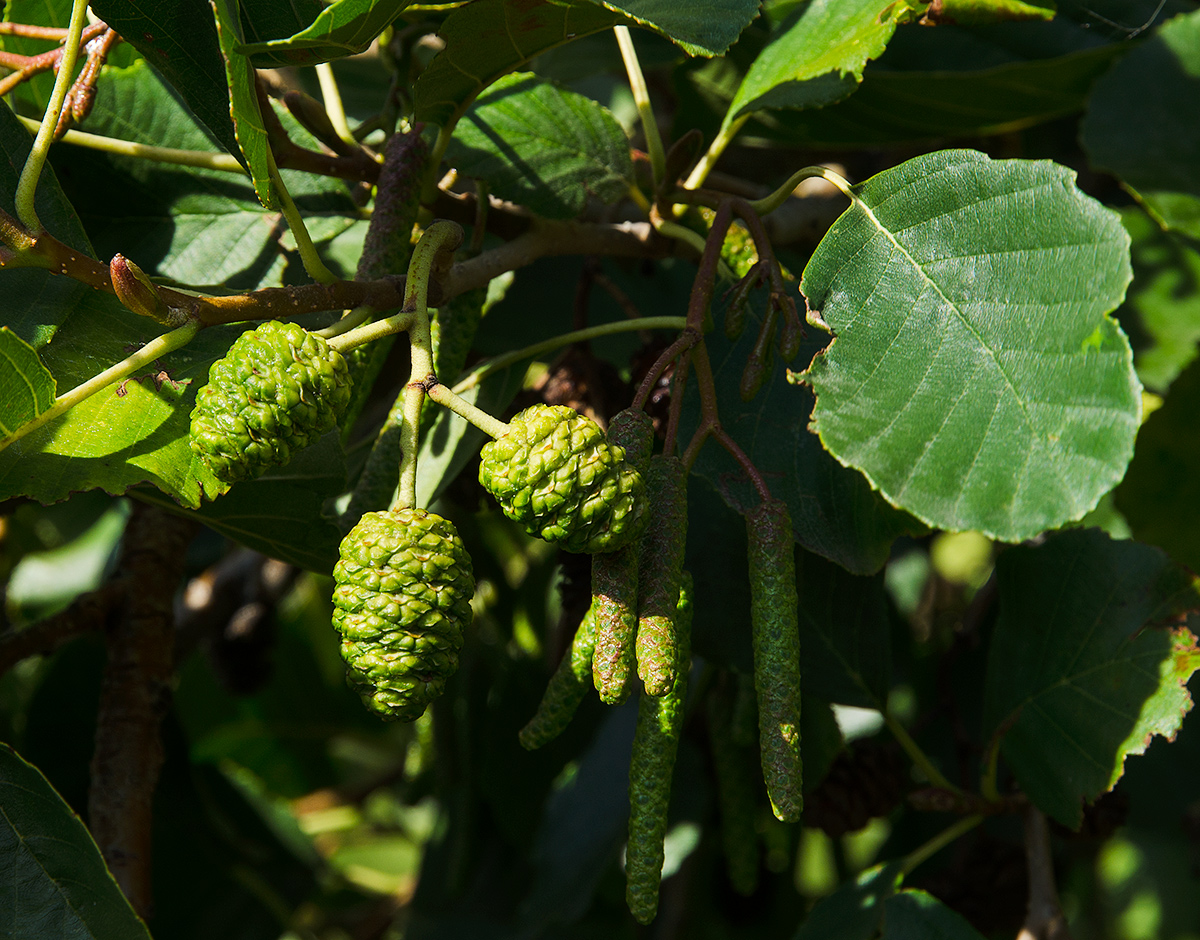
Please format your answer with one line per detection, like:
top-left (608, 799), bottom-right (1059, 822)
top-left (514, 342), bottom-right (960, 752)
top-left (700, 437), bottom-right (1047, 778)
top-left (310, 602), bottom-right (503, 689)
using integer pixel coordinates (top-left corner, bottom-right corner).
top-left (332, 508), bottom-right (475, 721)
top-left (636, 455), bottom-right (688, 696)
top-left (519, 602), bottom-right (598, 749)
top-left (626, 573), bottom-right (693, 924)
top-left (478, 404), bottom-right (648, 554)
top-left (190, 320), bottom-right (352, 484)
top-left (746, 498), bottom-right (803, 822)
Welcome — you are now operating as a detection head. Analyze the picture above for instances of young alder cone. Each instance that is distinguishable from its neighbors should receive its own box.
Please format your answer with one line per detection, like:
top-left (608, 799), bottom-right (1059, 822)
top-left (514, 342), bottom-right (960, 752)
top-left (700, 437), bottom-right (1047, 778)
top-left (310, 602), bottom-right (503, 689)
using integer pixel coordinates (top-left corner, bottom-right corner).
top-left (332, 508), bottom-right (475, 721)
top-left (190, 320), bottom-right (352, 483)
top-left (478, 404), bottom-right (648, 554)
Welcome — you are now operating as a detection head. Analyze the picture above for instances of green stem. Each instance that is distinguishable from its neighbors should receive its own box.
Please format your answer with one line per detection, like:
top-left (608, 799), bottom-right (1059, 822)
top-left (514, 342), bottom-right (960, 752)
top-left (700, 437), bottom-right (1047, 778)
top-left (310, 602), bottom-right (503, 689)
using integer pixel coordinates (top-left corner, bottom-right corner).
top-left (315, 62), bottom-right (356, 146)
top-left (426, 383), bottom-right (510, 439)
top-left (422, 124), bottom-right (456, 206)
top-left (394, 221), bottom-right (464, 509)
top-left (269, 156), bottom-right (336, 284)
top-left (884, 709), bottom-right (960, 794)
top-left (901, 814), bottom-right (984, 877)
top-left (682, 112), bottom-right (749, 193)
top-left (0, 320), bottom-right (201, 452)
top-left (614, 25), bottom-right (665, 188)
top-left (450, 316), bottom-right (687, 394)
top-left (748, 165), bottom-right (854, 217)
top-left (14, 0), bottom-right (90, 234)
top-left (326, 308), bottom-right (415, 353)
top-left (315, 304), bottom-right (375, 340)
top-left (15, 116), bottom-right (247, 173)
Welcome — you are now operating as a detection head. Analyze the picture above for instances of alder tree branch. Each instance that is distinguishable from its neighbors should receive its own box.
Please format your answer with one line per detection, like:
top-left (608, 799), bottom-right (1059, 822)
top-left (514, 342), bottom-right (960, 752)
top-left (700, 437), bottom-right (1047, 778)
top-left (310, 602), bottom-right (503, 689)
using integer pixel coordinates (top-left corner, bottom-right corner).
top-left (88, 502), bottom-right (199, 920)
top-left (0, 580), bottom-right (124, 676)
top-left (1017, 806), bottom-right (1073, 940)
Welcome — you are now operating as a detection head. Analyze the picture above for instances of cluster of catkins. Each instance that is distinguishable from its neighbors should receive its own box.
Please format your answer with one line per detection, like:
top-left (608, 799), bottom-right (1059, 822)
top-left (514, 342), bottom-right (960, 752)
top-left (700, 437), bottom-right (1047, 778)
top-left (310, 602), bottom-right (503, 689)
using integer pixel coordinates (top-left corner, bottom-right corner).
top-left (188, 318), bottom-right (802, 924)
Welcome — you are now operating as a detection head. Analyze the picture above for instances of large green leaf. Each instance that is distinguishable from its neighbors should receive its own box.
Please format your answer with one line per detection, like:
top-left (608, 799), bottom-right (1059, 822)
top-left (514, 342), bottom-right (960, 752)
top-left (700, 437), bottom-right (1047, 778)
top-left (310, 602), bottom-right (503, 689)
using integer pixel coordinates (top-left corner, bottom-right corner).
top-left (68, 61), bottom-right (354, 289)
top-left (413, 0), bottom-right (623, 128)
top-left (1120, 208), bottom-right (1200, 392)
top-left (0, 292), bottom-right (227, 507)
top-left (136, 435), bottom-right (347, 573)
top-left (240, 0), bottom-right (325, 46)
top-left (801, 150), bottom-right (1138, 542)
top-left (88, 0), bottom-right (243, 162)
top-left (444, 73), bottom-right (633, 219)
top-left (741, 43), bottom-right (1120, 147)
top-left (240, 0), bottom-right (415, 67)
top-left (211, 0), bottom-right (278, 209)
top-left (681, 295), bottom-right (924, 575)
top-left (0, 742), bottom-right (153, 940)
top-left (1081, 9), bottom-right (1200, 240)
top-left (0, 328), bottom-right (55, 438)
top-left (1115, 358), bottom-right (1200, 573)
top-left (882, 891), bottom-right (988, 939)
top-left (0, 102), bottom-right (93, 348)
top-left (982, 528), bottom-right (1200, 828)
top-left (725, 0), bottom-right (919, 125)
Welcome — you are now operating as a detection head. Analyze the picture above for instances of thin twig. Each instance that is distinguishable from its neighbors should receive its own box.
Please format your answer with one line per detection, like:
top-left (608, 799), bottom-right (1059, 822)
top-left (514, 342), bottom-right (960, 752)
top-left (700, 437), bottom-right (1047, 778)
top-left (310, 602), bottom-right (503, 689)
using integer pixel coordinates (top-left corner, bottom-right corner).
top-left (0, 580), bottom-right (124, 676)
top-left (1017, 807), bottom-right (1072, 940)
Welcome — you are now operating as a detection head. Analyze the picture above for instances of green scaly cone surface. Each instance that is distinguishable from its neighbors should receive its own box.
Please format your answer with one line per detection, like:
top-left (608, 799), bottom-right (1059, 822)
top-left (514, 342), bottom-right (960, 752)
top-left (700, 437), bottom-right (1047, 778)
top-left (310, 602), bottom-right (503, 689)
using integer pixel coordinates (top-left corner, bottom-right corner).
top-left (479, 404), bottom-right (648, 554)
top-left (190, 320), bottom-right (352, 483)
top-left (332, 508), bottom-right (475, 721)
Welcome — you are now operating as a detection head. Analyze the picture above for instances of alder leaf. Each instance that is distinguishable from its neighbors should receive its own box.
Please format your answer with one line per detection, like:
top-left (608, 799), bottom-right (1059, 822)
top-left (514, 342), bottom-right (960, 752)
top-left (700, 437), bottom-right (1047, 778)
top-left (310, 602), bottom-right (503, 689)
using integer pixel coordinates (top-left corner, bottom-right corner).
top-left (445, 73), bottom-right (634, 219)
top-left (725, 0), bottom-right (919, 126)
top-left (0, 328), bottom-right (55, 440)
top-left (982, 528), bottom-right (1200, 829)
top-left (0, 101), bottom-right (93, 348)
top-left (413, 0), bottom-right (623, 128)
top-left (211, 0), bottom-right (278, 209)
top-left (1081, 9), bottom-right (1200, 240)
top-left (0, 743), bottom-right (153, 940)
top-left (591, 0), bottom-right (760, 57)
top-left (88, 0), bottom-right (243, 162)
top-left (239, 0), bottom-right (416, 67)
top-left (801, 149), bottom-right (1139, 542)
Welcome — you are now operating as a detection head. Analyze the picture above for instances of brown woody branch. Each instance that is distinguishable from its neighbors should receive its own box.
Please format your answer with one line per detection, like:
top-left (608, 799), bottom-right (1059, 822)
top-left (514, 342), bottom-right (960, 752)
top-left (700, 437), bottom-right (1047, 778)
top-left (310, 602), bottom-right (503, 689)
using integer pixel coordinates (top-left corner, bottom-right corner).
top-left (1017, 806), bottom-right (1072, 940)
top-left (0, 21), bottom-right (108, 105)
top-left (88, 502), bottom-right (199, 919)
top-left (0, 579), bottom-right (124, 676)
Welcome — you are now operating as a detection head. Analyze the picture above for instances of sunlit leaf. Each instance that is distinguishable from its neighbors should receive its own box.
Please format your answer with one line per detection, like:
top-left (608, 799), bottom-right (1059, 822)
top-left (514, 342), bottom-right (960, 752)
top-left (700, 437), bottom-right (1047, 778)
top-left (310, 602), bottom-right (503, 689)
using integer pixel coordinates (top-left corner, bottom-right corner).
top-left (445, 73), bottom-right (633, 219)
top-left (726, 0), bottom-right (920, 125)
top-left (0, 327), bottom-right (55, 439)
top-left (802, 149), bottom-right (1138, 542)
top-left (211, 0), bottom-right (278, 209)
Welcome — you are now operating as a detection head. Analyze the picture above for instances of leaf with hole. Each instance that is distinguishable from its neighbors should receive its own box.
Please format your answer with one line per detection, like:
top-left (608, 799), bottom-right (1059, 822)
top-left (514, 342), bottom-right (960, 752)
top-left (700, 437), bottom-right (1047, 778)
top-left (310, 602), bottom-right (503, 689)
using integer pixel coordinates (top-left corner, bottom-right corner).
top-left (802, 149), bottom-right (1138, 542)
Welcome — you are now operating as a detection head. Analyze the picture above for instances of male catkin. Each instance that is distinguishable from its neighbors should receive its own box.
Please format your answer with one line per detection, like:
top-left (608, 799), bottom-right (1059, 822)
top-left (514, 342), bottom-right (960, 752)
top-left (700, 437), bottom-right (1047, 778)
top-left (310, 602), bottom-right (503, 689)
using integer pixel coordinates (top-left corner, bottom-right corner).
top-left (626, 573), bottom-right (693, 924)
top-left (746, 498), bottom-right (803, 822)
